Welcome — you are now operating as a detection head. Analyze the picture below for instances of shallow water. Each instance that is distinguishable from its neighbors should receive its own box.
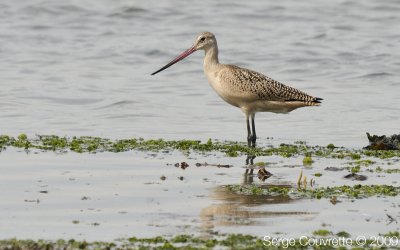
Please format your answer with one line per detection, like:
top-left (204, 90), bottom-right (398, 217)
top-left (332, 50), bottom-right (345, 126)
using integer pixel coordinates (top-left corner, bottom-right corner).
top-left (1, 0), bottom-right (400, 243)
top-left (1, 0), bottom-right (399, 147)
top-left (1, 149), bottom-right (399, 241)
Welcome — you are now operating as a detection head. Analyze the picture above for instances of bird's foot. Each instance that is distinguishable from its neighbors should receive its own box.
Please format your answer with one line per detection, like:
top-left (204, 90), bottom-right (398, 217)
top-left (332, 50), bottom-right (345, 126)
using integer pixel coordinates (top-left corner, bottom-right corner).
top-left (251, 135), bottom-right (257, 147)
top-left (247, 134), bottom-right (257, 148)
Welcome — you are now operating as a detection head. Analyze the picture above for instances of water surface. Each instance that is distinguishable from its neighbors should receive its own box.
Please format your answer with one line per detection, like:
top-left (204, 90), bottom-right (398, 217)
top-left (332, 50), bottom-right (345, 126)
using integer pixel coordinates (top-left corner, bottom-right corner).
top-left (1, 0), bottom-right (399, 242)
top-left (1, 149), bottom-right (398, 241)
top-left (1, 0), bottom-right (399, 147)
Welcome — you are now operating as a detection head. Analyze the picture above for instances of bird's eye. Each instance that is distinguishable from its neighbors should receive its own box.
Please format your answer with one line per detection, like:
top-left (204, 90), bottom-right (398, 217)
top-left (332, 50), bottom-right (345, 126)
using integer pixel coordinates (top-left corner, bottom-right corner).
top-left (200, 37), bottom-right (206, 42)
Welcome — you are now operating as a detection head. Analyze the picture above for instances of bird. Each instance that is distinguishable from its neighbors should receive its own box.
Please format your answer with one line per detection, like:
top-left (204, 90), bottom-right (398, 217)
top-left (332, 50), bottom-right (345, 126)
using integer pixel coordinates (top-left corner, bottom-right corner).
top-left (151, 32), bottom-right (322, 147)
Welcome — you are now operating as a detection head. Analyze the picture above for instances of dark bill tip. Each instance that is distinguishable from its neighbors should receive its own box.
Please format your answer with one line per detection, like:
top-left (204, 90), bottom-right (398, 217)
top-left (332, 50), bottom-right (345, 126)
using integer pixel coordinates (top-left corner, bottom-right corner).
top-left (151, 46), bottom-right (196, 75)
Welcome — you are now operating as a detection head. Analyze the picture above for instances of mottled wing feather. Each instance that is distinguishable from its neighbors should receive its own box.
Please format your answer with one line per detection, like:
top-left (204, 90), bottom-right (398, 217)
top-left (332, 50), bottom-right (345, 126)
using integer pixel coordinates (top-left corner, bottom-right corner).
top-left (222, 65), bottom-right (321, 105)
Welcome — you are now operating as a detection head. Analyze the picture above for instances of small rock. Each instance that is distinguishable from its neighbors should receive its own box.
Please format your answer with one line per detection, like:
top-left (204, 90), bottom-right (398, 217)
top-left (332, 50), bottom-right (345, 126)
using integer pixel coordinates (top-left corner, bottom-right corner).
top-left (180, 162), bottom-right (189, 169)
top-left (325, 167), bottom-right (344, 172)
top-left (330, 196), bottom-right (342, 205)
top-left (344, 173), bottom-right (367, 181)
top-left (257, 168), bottom-right (272, 181)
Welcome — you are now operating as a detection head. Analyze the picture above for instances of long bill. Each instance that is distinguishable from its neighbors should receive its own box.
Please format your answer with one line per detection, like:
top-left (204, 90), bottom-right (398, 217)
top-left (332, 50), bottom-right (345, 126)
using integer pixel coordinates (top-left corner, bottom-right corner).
top-left (151, 46), bottom-right (197, 75)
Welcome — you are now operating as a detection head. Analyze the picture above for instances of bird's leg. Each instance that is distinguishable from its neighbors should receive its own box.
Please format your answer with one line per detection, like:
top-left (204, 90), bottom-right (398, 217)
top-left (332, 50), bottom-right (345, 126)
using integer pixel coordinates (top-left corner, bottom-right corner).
top-left (251, 114), bottom-right (256, 147)
top-left (246, 116), bottom-right (252, 147)
top-left (245, 154), bottom-right (255, 165)
top-left (244, 154), bottom-right (256, 184)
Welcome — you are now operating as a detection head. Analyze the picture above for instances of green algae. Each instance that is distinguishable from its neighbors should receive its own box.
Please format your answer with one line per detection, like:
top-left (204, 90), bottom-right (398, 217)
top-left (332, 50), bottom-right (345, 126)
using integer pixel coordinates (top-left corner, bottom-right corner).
top-left (302, 156), bottom-right (313, 165)
top-left (351, 159), bottom-right (375, 166)
top-left (336, 231), bottom-right (351, 238)
top-left (351, 165), bottom-right (361, 174)
top-left (1, 134), bottom-right (400, 160)
top-left (349, 153), bottom-right (361, 160)
top-left (313, 230), bottom-right (332, 236)
top-left (344, 159), bottom-right (379, 174)
top-left (17, 133), bottom-right (27, 140)
top-left (227, 184), bottom-right (291, 196)
top-left (327, 143), bottom-right (336, 150)
top-left (363, 149), bottom-right (400, 159)
top-left (2, 232), bottom-right (399, 250)
top-left (224, 184), bottom-right (400, 200)
top-left (375, 166), bottom-right (400, 174)
top-left (383, 231), bottom-right (400, 237)
top-left (255, 161), bottom-right (267, 167)
top-left (0, 235), bottom-right (261, 250)
top-left (0, 238), bottom-right (116, 250)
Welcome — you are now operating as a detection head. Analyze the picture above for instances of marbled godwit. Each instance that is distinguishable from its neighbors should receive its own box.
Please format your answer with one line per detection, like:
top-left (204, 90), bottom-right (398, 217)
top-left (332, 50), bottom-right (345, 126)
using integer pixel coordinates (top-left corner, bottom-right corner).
top-left (151, 32), bottom-right (322, 147)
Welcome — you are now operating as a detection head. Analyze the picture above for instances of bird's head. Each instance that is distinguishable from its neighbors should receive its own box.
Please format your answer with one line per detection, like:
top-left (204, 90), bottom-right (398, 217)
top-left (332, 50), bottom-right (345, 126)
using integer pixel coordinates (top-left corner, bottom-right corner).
top-left (151, 31), bottom-right (216, 75)
top-left (193, 32), bottom-right (216, 51)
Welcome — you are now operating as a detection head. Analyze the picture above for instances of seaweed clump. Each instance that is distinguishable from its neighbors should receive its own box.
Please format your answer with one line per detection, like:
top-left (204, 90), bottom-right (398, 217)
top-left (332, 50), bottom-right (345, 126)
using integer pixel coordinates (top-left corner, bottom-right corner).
top-left (365, 132), bottom-right (400, 150)
top-left (1, 134), bottom-right (400, 159)
top-left (224, 184), bottom-right (400, 200)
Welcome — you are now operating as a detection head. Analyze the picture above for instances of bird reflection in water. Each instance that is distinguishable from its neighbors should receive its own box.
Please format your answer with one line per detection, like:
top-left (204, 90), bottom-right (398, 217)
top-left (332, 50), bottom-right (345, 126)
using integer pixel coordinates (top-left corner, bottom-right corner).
top-left (244, 154), bottom-right (272, 184)
top-left (198, 154), bottom-right (304, 235)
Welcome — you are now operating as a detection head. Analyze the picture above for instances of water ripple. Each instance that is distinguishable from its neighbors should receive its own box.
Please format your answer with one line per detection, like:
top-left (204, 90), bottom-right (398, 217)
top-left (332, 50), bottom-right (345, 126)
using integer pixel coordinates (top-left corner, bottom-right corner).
top-left (0, 0), bottom-right (399, 147)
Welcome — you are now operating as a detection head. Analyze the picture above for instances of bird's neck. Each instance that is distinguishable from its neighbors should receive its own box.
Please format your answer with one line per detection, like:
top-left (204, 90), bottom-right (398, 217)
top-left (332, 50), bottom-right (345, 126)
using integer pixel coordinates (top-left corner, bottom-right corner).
top-left (203, 44), bottom-right (219, 71)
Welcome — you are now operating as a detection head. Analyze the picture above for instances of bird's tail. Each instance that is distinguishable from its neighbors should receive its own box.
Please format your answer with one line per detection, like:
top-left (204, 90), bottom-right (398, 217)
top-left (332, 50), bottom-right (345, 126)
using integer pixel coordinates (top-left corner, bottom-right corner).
top-left (298, 97), bottom-right (323, 106)
top-left (314, 97), bottom-right (323, 103)
top-left (306, 97), bottom-right (323, 106)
